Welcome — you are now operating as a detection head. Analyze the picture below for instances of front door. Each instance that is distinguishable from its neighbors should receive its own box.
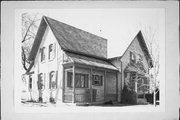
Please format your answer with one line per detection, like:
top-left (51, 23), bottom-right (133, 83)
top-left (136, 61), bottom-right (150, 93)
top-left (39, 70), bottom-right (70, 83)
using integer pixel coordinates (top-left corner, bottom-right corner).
top-left (92, 74), bottom-right (104, 102)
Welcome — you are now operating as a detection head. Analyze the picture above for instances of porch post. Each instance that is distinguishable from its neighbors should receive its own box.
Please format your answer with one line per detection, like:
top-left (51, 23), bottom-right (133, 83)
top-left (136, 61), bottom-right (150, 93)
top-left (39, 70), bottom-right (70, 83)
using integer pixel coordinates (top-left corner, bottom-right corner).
top-left (135, 73), bottom-right (138, 103)
top-left (62, 67), bottom-right (65, 102)
top-left (104, 71), bottom-right (106, 102)
top-left (90, 68), bottom-right (93, 103)
top-left (116, 71), bottom-right (118, 102)
top-left (72, 65), bottom-right (75, 103)
top-left (135, 73), bottom-right (137, 92)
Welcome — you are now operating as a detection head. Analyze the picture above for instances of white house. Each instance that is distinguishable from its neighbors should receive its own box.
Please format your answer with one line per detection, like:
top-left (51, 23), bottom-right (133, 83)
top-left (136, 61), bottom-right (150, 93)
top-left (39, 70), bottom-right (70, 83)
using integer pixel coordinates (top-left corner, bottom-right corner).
top-left (25, 16), bottom-right (153, 105)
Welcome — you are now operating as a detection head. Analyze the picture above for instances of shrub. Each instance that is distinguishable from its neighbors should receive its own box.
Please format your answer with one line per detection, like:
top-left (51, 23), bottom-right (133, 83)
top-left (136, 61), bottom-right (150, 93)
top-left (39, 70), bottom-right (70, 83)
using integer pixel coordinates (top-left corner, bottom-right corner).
top-left (121, 85), bottom-right (137, 105)
top-left (145, 88), bottom-right (159, 104)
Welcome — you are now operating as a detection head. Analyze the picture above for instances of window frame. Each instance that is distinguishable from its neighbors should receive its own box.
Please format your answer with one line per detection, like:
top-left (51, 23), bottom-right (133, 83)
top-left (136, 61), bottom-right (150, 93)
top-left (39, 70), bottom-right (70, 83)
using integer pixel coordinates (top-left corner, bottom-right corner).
top-left (67, 71), bottom-right (73, 88)
top-left (48, 43), bottom-right (56, 61)
top-left (29, 75), bottom-right (32, 90)
top-left (40, 47), bottom-right (46, 63)
top-left (75, 73), bottom-right (89, 88)
top-left (49, 71), bottom-right (57, 90)
top-left (37, 73), bottom-right (45, 90)
top-left (66, 72), bottom-right (89, 88)
top-left (130, 72), bottom-right (136, 90)
top-left (92, 74), bottom-right (103, 86)
top-left (130, 51), bottom-right (136, 64)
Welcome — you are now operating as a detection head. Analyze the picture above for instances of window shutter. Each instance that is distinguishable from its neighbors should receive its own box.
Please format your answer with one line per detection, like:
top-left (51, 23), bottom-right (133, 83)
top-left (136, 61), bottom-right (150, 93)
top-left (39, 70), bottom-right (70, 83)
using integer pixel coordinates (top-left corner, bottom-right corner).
top-left (134, 54), bottom-right (136, 63)
top-left (92, 75), bottom-right (94, 85)
top-left (85, 75), bottom-right (88, 88)
top-left (56, 71), bottom-right (58, 89)
top-left (40, 48), bottom-right (42, 61)
top-left (29, 76), bottom-right (32, 90)
top-left (130, 52), bottom-right (132, 61)
top-left (43, 73), bottom-right (46, 89)
top-left (49, 44), bottom-right (52, 60)
top-left (43, 47), bottom-right (46, 61)
top-left (49, 72), bottom-right (51, 89)
top-left (53, 43), bottom-right (56, 59)
top-left (67, 72), bottom-right (72, 87)
top-left (100, 76), bottom-right (103, 85)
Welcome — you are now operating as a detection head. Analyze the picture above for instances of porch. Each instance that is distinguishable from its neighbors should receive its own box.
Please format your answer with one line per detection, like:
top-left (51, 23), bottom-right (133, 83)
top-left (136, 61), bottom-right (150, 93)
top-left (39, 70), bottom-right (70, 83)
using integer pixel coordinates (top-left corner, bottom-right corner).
top-left (62, 52), bottom-right (118, 104)
top-left (124, 64), bottom-right (150, 104)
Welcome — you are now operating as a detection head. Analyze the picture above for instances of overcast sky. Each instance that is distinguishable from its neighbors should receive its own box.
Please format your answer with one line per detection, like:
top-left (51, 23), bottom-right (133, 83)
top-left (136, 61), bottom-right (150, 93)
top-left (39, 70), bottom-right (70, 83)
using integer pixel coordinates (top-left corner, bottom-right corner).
top-left (23, 9), bottom-right (165, 58)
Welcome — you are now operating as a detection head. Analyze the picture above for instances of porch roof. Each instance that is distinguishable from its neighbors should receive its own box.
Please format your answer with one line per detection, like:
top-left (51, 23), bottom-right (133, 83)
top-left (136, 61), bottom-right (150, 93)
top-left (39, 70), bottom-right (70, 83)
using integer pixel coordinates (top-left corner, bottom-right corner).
top-left (66, 52), bottom-right (118, 71)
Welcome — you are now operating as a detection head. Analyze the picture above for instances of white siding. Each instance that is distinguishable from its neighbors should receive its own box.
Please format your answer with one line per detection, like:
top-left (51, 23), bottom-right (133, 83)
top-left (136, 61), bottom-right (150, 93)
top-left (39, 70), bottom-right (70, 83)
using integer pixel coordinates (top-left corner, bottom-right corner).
top-left (31, 25), bottom-right (64, 103)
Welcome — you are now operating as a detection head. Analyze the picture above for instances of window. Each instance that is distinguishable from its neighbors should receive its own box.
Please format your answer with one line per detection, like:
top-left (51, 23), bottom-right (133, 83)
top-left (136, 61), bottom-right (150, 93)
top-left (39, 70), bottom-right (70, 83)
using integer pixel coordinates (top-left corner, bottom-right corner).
top-left (67, 72), bottom-right (73, 88)
top-left (49, 71), bottom-right (57, 89)
top-left (130, 51), bottom-right (136, 64)
top-left (29, 75), bottom-right (32, 90)
top-left (137, 54), bottom-right (143, 62)
top-left (92, 75), bottom-right (103, 86)
top-left (49, 43), bottom-right (56, 60)
top-left (130, 73), bottom-right (136, 90)
top-left (37, 73), bottom-right (45, 90)
top-left (40, 47), bottom-right (46, 62)
top-left (66, 72), bottom-right (89, 88)
top-left (75, 73), bottom-right (89, 88)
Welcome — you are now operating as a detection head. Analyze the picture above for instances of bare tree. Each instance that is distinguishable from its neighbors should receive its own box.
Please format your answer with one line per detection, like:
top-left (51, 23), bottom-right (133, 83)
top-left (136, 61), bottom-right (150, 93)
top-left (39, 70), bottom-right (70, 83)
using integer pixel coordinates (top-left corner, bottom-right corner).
top-left (142, 25), bottom-right (160, 106)
top-left (21, 13), bottom-right (41, 71)
top-left (21, 13), bottom-right (42, 101)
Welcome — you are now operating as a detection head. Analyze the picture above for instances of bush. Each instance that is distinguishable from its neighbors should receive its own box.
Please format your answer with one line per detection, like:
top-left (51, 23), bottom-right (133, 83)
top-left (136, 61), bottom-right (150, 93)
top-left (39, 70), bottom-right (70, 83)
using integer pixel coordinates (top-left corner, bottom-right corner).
top-left (121, 85), bottom-right (137, 105)
top-left (145, 88), bottom-right (159, 104)
top-left (145, 93), bottom-right (153, 104)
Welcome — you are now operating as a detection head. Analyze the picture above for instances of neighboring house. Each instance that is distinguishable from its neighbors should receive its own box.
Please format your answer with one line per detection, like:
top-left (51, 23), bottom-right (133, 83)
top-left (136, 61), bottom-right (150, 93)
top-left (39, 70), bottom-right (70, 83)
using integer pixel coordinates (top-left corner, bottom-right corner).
top-left (25, 16), bottom-right (153, 105)
top-left (109, 31), bottom-right (153, 103)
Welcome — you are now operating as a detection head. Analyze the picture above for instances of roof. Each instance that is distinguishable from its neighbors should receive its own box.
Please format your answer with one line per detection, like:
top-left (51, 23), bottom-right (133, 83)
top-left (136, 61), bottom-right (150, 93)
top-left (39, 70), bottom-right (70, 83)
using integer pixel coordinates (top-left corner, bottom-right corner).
top-left (136, 31), bottom-right (153, 67)
top-left (29, 16), bottom-right (107, 61)
top-left (109, 31), bottom-right (153, 68)
top-left (65, 52), bottom-right (118, 71)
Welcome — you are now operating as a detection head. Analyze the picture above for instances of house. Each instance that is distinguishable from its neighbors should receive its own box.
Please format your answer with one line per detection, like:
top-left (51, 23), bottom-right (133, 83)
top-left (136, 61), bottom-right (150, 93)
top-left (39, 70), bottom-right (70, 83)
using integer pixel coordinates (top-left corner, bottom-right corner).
top-left (109, 31), bottom-right (153, 104)
top-left (25, 16), bottom-right (153, 105)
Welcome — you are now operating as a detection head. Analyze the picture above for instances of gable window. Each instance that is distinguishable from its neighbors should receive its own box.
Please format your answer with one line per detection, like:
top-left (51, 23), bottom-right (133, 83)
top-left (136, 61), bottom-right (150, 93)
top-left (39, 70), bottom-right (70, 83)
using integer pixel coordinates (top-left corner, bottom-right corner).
top-left (29, 75), bottom-right (32, 90)
top-left (49, 43), bottom-right (56, 60)
top-left (137, 54), bottom-right (143, 62)
top-left (75, 73), bottom-right (89, 88)
top-left (40, 47), bottom-right (46, 62)
top-left (37, 73), bottom-right (45, 90)
top-left (92, 75), bottom-right (103, 86)
top-left (49, 71), bottom-right (57, 89)
top-left (130, 51), bottom-right (136, 64)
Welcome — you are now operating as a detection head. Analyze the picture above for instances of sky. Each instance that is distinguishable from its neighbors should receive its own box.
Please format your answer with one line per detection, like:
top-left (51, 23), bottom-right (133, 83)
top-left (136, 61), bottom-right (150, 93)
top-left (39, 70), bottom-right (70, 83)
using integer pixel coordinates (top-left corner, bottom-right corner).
top-left (23, 9), bottom-right (165, 58)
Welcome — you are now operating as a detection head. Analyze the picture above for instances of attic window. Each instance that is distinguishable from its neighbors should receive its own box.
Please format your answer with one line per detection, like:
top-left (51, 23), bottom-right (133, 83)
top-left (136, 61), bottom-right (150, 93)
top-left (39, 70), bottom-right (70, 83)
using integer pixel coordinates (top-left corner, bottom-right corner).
top-left (130, 51), bottom-right (136, 64)
top-left (40, 47), bottom-right (46, 62)
top-left (49, 43), bottom-right (56, 61)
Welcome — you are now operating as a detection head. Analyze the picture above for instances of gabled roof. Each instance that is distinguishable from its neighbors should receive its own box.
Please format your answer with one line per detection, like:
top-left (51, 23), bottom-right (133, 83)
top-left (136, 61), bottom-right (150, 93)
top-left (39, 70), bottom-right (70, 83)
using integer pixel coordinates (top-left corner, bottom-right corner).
top-left (65, 52), bottom-right (117, 71)
top-left (136, 31), bottom-right (153, 67)
top-left (28, 16), bottom-right (107, 61)
top-left (109, 31), bottom-right (153, 68)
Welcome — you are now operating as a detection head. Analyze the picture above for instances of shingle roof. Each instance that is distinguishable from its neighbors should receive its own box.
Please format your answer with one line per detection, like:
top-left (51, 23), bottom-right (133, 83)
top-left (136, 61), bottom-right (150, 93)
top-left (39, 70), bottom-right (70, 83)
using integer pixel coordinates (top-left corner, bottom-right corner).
top-left (65, 52), bottom-right (117, 71)
top-left (29, 16), bottom-right (107, 61)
